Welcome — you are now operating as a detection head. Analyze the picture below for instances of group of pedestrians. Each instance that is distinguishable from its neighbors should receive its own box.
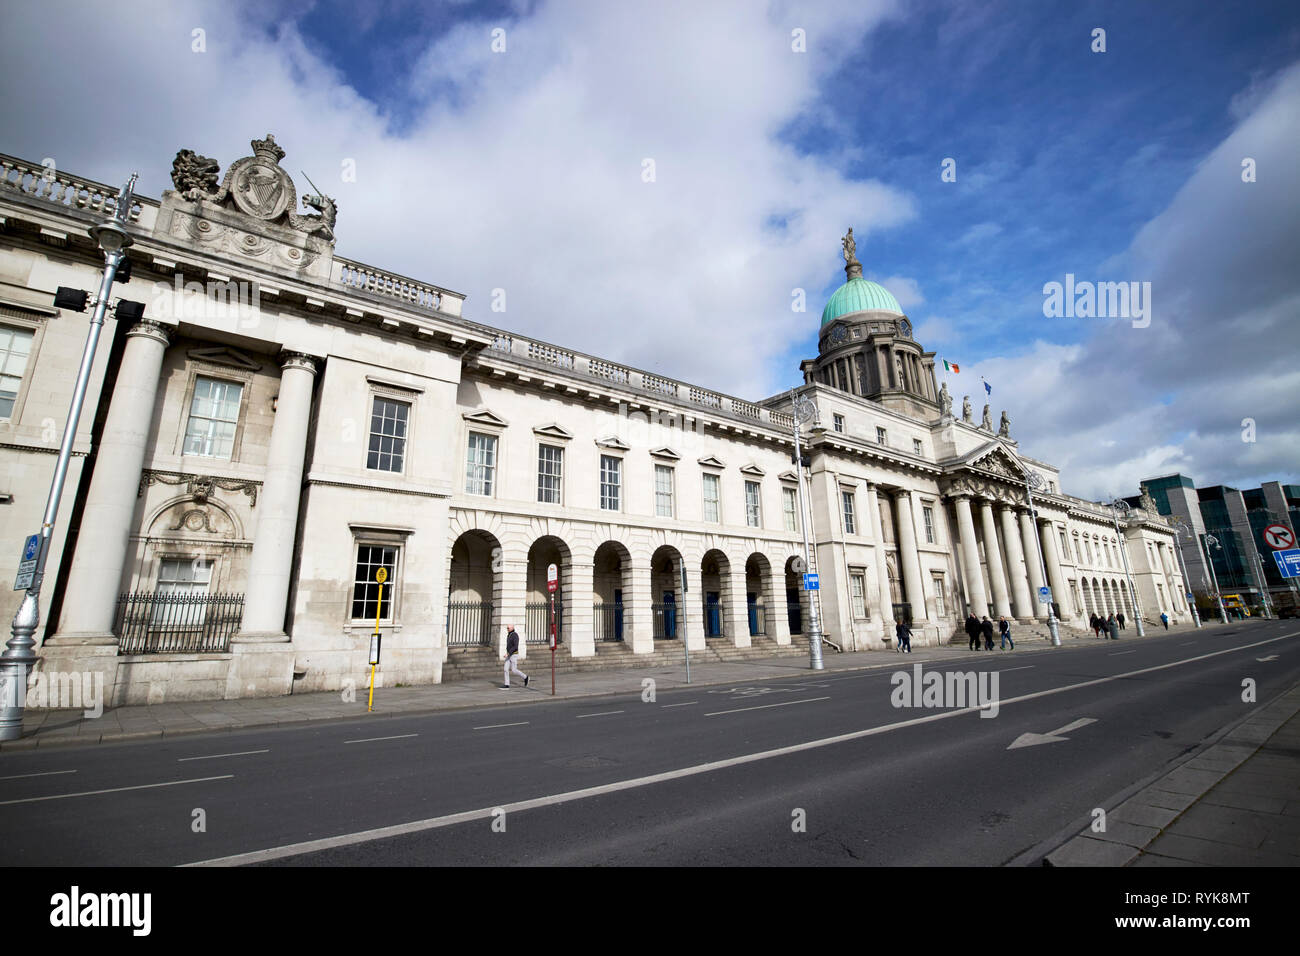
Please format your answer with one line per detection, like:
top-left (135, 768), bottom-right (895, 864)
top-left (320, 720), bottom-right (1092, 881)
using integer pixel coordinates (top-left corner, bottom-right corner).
top-left (1089, 612), bottom-right (1123, 639)
top-left (963, 613), bottom-right (1014, 651)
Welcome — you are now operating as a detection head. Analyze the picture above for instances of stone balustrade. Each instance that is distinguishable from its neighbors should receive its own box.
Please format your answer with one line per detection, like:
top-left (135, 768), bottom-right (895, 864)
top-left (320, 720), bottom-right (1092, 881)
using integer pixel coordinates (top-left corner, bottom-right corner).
top-left (0, 153), bottom-right (146, 222)
top-left (333, 258), bottom-right (449, 312)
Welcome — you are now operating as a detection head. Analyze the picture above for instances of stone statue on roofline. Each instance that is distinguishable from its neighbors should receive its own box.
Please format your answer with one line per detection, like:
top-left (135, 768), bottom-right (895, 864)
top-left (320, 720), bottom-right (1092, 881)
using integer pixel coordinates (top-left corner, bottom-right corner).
top-left (998, 410), bottom-right (1010, 437)
top-left (981, 404), bottom-right (993, 431)
top-left (962, 395), bottom-right (972, 423)
top-left (939, 381), bottom-right (953, 419)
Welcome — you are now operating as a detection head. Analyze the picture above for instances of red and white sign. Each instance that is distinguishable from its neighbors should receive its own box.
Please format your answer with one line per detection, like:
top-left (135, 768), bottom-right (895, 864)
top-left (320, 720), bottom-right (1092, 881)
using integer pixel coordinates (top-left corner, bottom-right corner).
top-left (547, 562), bottom-right (559, 593)
top-left (1264, 524), bottom-right (1295, 550)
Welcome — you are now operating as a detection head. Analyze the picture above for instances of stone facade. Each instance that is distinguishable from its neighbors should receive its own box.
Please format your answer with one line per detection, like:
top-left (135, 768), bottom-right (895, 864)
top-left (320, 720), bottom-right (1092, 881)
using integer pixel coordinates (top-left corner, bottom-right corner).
top-left (0, 137), bottom-right (1188, 706)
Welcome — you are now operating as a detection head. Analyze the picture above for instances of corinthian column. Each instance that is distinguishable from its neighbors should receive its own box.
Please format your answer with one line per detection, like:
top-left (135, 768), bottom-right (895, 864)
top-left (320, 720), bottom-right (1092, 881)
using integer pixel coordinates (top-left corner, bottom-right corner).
top-left (893, 489), bottom-right (928, 622)
top-left (980, 499), bottom-right (1012, 618)
top-left (235, 351), bottom-right (318, 640)
top-left (999, 504), bottom-right (1033, 620)
top-left (53, 320), bottom-right (172, 643)
top-left (953, 494), bottom-right (988, 617)
top-left (866, 482), bottom-right (893, 630)
top-left (1040, 518), bottom-right (1068, 613)
top-left (1019, 508), bottom-right (1047, 620)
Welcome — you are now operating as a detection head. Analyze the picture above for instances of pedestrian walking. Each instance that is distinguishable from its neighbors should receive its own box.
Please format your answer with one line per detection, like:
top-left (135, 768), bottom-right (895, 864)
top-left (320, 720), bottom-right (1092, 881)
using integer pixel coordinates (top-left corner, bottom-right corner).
top-left (966, 613), bottom-right (981, 651)
top-left (1091, 614), bottom-right (1102, 638)
top-left (896, 619), bottom-right (912, 653)
top-left (980, 616), bottom-right (995, 651)
top-left (1160, 611), bottom-right (1169, 630)
top-left (501, 624), bottom-right (529, 688)
top-left (1107, 613), bottom-right (1117, 639)
top-left (1117, 611), bottom-right (1126, 630)
top-left (999, 615), bottom-right (1014, 650)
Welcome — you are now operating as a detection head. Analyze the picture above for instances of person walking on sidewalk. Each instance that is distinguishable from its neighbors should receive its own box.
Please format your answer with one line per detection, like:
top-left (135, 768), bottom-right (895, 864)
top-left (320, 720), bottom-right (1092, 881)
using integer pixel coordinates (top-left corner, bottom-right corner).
top-left (896, 619), bottom-right (912, 653)
top-left (1107, 613), bottom-right (1117, 639)
top-left (999, 615), bottom-right (1014, 650)
top-left (980, 616), bottom-right (995, 651)
top-left (501, 625), bottom-right (529, 689)
top-left (1117, 611), bottom-right (1126, 631)
top-left (966, 613), bottom-right (981, 651)
top-left (1160, 611), bottom-right (1169, 630)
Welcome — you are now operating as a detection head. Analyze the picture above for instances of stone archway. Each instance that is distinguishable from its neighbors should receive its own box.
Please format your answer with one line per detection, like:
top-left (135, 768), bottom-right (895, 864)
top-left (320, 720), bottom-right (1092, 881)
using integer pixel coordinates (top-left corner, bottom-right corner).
top-left (593, 540), bottom-right (632, 642)
top-left (784, 555), bottom-right (808, 636)
top-left (651, 544), bottom-right (684, 640)
top-left (526, 535), bottom-right (571, 647)
top-left (700, 549), bottom-right (732, 638)
top-left (448, 529), bottom-right (501, 646)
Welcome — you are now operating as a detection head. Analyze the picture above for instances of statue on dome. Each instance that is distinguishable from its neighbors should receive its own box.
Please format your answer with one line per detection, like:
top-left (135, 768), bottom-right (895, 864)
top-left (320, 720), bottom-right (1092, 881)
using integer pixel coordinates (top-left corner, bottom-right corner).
top-left (997, 410), bottom-right (1010, 437)
top-left (939, 382), bottom-right (953, 418)
top-left (961, 396), bottom-right (972, 423)
top-left (981, 404), bottom-right (993, 431)
top-left (842, 227), bottom-right (856, 264)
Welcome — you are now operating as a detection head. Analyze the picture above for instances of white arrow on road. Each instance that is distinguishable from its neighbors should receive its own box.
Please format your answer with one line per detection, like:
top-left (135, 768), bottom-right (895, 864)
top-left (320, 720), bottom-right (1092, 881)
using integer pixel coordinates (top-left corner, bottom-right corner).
top-left (1256, 655), bottom-right (1279, 662)
top-left (1008, 717), bottom-right (1097, 750)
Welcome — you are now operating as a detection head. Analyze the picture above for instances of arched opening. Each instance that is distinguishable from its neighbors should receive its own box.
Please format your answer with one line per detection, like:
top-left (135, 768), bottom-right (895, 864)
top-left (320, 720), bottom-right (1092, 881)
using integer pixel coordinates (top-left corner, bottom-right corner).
top-left (1081, 579), bottom-right (1094, 616)
top-left (784, 555), bottom-right (807, 635)
top-left (701, 549), bottom-right (731, 638)
top-left (526, 535), bottom-right (571, 646)
top-left (593, 541), bottom-right (632, 642)
top-left (745, 553), bottom-right (773, 637)
top-left (448, 530), bottom-right (500, 646)
top-left (651, 545), bottom-right (684, 640)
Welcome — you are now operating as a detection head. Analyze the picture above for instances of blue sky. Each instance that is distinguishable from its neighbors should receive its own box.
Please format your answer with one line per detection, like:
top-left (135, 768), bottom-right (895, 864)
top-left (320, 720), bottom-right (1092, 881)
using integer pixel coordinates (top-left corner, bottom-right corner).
top-left (1, 0), bottom-right (1297, 499)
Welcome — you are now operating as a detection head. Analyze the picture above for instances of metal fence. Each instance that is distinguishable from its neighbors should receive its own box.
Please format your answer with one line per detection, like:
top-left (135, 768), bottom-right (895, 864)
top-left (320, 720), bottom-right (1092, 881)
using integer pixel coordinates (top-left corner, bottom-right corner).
top-left (652, 602), bottom-right (679, 639)
top-left (525, 600), bottom-right (563, 644)
top-left (447, 601), bottom-right (493, 646)
top-left (115, 591), bottom-right (243, 655)
top-left (593, 602), bottom-right (626, 642)
top-left (748, 605), bottom-right (767, 637)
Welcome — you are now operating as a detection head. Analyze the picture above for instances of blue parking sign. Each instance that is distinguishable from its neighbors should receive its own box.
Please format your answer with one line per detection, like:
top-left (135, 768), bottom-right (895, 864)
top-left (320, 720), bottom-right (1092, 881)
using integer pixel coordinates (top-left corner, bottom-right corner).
top-left (1273, 549), bottom-right (1300, 578)
top-left (803, 573), bottom-right (819, 591)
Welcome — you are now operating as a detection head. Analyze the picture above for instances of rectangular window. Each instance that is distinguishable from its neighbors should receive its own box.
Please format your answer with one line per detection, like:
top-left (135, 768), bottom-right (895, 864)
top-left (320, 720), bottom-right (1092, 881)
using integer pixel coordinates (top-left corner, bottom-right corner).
top-left (850, 573), bottom-right (867, 618)
top-left (932, 574), bottom-right (947, 617)
top-left (537, 444), bottom-right (563, 504)
top-left (744, 480), bottom-right (762, 528)
top-left (842, 490), bottom-right (857, 535)
top-left (154, 557), bottom-right (213, 626)
top-left (184, 377), bottom-right (243, 459)
top-left (0, 324), bottom-right (34, 418)
top-left (783, 487), bottom-right (798, 532)
top-left (833, 414), bottom-right (844, 433)
top-left (1059, 531), bottom-right (1069, 561)
top-left (702, 473), bottom-right (720, 523)
top-left (913, 438), bottom-right (923, 455)
top-left (923, 505), bottom-right (935, 544)
top-left (465, 432), bottom-right (497, 496)
top-left (600, 454), bottom-right (621, 511)
top-left (655, 464), bottom-right (674, 517)
top-left (876, 427), bottom-right (887, 445)
top-left (351, 544), bottom-right (396, 621)
top-left (366, 396), bottom-right (409, 473)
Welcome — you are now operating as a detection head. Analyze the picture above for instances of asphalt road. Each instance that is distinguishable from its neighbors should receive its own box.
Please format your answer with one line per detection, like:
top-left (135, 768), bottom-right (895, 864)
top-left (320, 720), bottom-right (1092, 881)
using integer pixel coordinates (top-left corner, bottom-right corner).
top-left (1, 620), bottom-right (1296, 866)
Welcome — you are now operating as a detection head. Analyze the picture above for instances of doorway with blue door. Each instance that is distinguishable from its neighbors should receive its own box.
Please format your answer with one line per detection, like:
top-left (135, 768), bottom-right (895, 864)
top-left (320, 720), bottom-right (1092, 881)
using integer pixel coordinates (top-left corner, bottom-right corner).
top-left (701, 548), bottom-right (730, 638)
top-left (594, 540), bottom-right (631, 642)
top-left (651, 545), bottom-right (683, 640)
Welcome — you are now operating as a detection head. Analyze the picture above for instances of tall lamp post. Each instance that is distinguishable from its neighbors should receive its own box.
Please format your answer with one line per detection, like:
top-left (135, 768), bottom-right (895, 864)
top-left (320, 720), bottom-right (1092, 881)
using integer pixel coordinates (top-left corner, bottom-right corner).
top-left (0, 174), bottom-right (139, 741)
top-left (1201, 533), bottom-right (1228, 623)
top-left (788, 390), bottom-right (824, 670)
top-left (1019, 466), bottom-right (1060, 646)
top-left (1169, 521), bottom-right (1202, 629)
top-left (1108, 498), bottom-right (1146, 637)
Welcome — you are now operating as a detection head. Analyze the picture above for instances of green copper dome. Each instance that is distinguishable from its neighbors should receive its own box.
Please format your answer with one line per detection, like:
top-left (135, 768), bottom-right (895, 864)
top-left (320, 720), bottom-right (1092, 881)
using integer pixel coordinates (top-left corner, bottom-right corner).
top-left (820, 276), bottom-right (903, 326)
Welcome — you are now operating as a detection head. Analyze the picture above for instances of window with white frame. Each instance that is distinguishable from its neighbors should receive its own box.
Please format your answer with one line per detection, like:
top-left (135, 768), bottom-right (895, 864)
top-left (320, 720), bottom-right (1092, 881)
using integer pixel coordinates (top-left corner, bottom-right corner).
top-left (922, 505), bottom-right (935, 544)
top-left (932, 573), bottom-right (947, 617)
top-left (367, 396), bottom-right (409, 473)
top-left (1059, 530), bottom-right (1069, 561)
top-left (833, 413), bottom-right (844, 433)
top-left (184, 377), bottom-right (244, 459)
top-left (876, 426), bottom-right (887, 445)
top-left (744, 480), bottom-right (762, 528)
top-left (783, 486), bottom-right (798, 532)
top-left (351, 544), bottom-right (397, 621)
top-left (702, 473), bottom-right (720, 523)
top-left (913, 438), bottom-right (923, 455)
top-left (0, 324), bottom-right (34, 419)
top-left (154, 557), bottom-right (213, 625)
top-left (537, 444), bottom-right (563, 504)
top-left (654, 464), bottom-right (674, 517)
top-left (465, 432), bottom-right (497, 495)
top-left (600, 454), bottom-right (621, 511)
top-left (842, 490), bottom-right (857, 535)
top-left (850, 573), bottom-right (867, 618)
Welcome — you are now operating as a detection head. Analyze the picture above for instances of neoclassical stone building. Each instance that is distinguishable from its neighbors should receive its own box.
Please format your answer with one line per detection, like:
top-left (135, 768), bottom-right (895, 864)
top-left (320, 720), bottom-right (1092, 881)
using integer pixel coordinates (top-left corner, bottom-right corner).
top-left (0, 136), bottom-right (1189, 704)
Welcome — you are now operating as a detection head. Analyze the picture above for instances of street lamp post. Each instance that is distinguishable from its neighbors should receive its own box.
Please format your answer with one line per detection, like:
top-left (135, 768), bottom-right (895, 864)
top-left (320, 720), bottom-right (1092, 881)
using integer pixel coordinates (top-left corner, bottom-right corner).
top-left (1245, 543), bottom-right (1274, 620)
top-left (1021, 468), bottom-right (1061, 646)
top-left (0, 174), bottom-right (138, 741)
top-left (1201, 534), bottom-right (1228, 623)
top-left (1109, 498), bottom-right (1146, 637)
top-left (1169, 522), bottom-right (1202, 628)
top-left (789, 390), bottom-right (824, 670)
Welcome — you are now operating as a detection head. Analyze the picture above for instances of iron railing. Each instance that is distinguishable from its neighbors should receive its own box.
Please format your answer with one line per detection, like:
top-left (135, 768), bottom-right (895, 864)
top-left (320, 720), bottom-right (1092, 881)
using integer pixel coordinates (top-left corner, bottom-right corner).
top-left (703, 600), bottom-right (725, 637)
top-left (115, 591), bottom-right (243, 655)
top-left (447, 601), bottom-right (493, 646)
top-left (525, 600), bottom-right (563, 644)
top-left (593, 602), bottom-right (626, 642)
top-left (748, 605), bottom-right (767, 637)
top-left (652, 602), bottom-right (680, 639)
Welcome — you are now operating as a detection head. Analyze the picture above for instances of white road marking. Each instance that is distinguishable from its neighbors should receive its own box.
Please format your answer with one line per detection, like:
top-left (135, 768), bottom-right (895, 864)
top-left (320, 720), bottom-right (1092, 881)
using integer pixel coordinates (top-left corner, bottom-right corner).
top-left (1108, 650), bottom-right (1137, 656)
top-left (576, 710), bottom-right (624, 719)
top-left (343, 734), bottom-right (418, 744)
top-left (0, 769), bottom-right (76, 781)
top-left (1002, 665), bottom-right (1035, 672)
top-left (1007, 718), bottom-right (1098, 750)
top-left (473, 722), bottom-right (529, 730)
top-left (705, 696), bottom-right (830, 717)
top-left (661, 701), bottom-right (698, 708)
top-left (1180, 642), bottom-right (1198, 646)
top-left (1256, 655), bottom-right (1279, 662)
top-left (178, 749), bottom-right (269, 762)
top-left (1, 775), bottom-right (232, 806)
top-left (182, 630), bottom-right (1298, 868)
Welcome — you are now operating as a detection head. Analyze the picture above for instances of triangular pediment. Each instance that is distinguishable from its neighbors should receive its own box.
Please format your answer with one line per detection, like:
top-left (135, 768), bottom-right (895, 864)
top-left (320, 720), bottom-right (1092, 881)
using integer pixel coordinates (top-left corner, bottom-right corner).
top-left (533, 423), bottom-right (573, 441)
top-left (961, 443), bottom-right (1025, 481)
top-left (463, 408), bottom-right (509, 429)
top-left (697, 455), bottom-right (726, 469)
top-left (188, 347), bottom-right (261, 371)
top-left (649, 446), bottom-right (680, 460)
top-left (595, 435), bottom-right (630, 451)
top-left (739, 463), bottom-right (765, 477)
top-left (778, 470), bottom-right (799, 483)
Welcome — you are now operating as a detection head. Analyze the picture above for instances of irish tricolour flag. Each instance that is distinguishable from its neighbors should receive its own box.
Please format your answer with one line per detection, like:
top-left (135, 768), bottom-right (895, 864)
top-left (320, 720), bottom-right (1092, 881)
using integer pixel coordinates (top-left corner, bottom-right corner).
top-left (943, 359), bottom-right (960, 373)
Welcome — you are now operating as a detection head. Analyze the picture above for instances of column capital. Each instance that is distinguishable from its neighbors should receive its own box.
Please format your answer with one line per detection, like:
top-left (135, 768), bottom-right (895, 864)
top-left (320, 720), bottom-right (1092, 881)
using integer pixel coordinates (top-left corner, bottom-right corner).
top-left (126, 319), bottom-right (172, 347)
top-left (892, 487), bottom-right (913, 500)
top-left (280, 350), bottom-right (319, 374)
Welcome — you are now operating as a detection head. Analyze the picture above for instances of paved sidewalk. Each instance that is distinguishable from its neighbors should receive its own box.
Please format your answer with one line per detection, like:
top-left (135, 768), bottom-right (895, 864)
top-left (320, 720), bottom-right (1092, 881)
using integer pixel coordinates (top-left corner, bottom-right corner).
top-left (1, 617), bottom-right (1253, 751)
top-left (1044, 680), bottom-right (1300, 867)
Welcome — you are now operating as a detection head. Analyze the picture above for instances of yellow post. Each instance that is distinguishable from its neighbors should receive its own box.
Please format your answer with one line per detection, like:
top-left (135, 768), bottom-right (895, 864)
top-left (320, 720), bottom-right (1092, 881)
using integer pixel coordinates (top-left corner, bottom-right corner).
top-left (368, 567), bottom-right (387, 712)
